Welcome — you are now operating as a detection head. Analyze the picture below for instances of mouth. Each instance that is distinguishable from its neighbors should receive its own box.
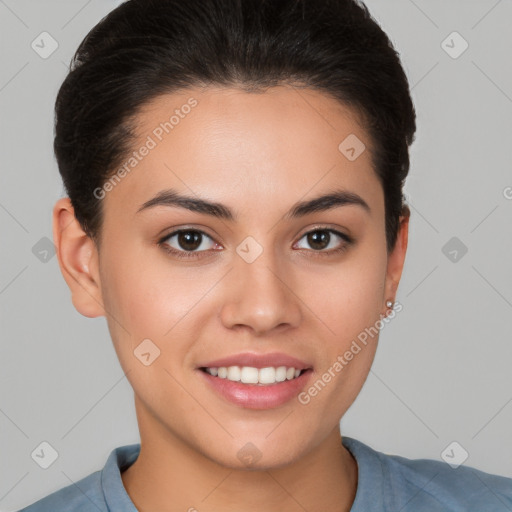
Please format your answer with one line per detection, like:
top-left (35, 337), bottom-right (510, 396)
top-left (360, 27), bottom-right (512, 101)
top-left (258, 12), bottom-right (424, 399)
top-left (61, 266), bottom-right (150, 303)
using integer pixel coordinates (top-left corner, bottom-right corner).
top-left (196, 366), bottom-right (314, 409)
top-left (198, 366), bottom-right (311, 386)
top-left (195, 352), bottom-right (314, 408)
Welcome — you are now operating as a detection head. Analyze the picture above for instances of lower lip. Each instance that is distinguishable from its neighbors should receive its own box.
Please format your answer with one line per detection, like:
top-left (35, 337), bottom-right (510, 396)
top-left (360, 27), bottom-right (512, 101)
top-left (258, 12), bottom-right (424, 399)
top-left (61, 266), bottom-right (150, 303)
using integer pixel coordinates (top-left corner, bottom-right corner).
top-left (197, 368), bottom-right (313, 409)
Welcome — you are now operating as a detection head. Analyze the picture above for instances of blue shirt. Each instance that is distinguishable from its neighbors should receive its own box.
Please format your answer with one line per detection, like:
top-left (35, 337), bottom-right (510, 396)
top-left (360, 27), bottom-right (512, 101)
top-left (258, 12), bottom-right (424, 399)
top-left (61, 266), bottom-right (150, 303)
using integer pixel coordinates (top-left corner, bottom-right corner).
top-left (17, 436), bottom-right (512, 511)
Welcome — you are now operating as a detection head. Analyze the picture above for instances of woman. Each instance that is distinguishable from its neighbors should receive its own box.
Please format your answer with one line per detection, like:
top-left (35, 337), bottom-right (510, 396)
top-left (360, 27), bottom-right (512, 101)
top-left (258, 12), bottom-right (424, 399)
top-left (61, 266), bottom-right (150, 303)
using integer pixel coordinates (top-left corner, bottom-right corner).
top-left (19, 0), bottom-right (512, 510)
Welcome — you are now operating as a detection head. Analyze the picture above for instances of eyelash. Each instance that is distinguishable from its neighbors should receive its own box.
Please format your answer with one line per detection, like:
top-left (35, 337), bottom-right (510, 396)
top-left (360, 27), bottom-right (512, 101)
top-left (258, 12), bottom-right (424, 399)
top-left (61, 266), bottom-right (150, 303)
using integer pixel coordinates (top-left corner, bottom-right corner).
top-left (157, 227), bottom-right (354, 260)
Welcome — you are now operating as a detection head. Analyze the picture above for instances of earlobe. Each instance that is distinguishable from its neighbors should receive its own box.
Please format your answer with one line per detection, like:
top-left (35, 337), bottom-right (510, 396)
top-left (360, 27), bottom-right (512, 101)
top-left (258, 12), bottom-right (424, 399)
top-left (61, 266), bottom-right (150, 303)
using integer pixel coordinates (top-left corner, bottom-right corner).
top-left (52, 197), bottom-right (105, 318)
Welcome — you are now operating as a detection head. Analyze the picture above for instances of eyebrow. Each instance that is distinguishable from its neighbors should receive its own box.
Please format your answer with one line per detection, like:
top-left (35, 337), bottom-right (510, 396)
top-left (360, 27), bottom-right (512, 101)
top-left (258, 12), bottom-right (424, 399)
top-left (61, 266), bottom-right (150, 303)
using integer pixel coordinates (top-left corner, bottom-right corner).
top-left (136, 187), bottom-right (371, 220)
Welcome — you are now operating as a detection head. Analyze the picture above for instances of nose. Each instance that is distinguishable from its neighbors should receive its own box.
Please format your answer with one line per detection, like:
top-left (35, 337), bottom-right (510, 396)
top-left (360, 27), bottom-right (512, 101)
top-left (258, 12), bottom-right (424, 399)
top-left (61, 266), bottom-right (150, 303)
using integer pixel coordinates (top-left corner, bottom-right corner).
top-left (219, 248), bottom-right (302, 336)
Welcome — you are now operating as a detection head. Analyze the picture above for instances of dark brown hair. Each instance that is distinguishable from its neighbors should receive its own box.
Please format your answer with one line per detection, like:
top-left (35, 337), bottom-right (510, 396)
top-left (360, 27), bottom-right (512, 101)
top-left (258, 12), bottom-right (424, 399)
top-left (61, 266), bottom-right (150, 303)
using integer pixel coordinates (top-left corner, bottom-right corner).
top-left (54, 0), bottom-right (415, 253)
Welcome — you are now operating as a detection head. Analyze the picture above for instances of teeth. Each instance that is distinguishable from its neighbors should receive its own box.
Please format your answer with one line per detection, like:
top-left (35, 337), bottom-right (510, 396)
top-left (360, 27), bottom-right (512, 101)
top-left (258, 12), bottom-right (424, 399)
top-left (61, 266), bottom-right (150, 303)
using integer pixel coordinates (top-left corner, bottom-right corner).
top-left (241, 366), bottom-right (259, 384)
top-left (227, 366), bottom-right (241, 381)
top-left (204, 366), bottom-right (304, 385)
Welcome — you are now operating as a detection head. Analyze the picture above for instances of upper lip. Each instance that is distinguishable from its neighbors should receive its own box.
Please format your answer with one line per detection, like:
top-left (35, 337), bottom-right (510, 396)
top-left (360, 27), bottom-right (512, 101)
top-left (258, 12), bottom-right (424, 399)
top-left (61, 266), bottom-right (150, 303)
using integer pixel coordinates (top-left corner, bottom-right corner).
top-left (198, 352), bottom-right (312, 370)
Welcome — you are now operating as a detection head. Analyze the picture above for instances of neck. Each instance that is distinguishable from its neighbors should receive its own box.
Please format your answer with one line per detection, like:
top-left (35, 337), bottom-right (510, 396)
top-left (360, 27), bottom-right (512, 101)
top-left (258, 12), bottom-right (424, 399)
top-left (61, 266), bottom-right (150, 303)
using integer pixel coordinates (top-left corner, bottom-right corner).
top-left (122, 398), bottom-right (358, 512)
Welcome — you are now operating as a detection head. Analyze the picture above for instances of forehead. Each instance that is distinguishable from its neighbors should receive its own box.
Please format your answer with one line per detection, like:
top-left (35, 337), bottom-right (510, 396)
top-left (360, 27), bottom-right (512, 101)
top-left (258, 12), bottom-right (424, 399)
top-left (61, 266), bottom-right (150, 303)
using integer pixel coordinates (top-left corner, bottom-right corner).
top-left (101, 85), bottom-right (383, 220)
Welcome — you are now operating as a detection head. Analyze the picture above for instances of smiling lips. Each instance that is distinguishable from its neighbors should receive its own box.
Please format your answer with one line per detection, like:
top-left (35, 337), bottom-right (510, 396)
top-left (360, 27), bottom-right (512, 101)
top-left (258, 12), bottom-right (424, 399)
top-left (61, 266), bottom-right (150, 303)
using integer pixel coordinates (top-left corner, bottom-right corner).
top-left (199, 351), bottom-right (312, 385)
top-left (196, 351), bottom-right (314, 409)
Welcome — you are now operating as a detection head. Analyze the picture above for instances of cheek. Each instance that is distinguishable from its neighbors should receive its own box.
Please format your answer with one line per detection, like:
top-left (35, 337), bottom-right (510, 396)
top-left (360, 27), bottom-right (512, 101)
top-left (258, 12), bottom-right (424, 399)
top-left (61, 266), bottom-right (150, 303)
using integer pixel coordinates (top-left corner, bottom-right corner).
top-left (100, 243), bottom-right (172, 327)
top-left (99, 247), bottom-right (213, 368)
top-left (300, 296), bottom-right (381, 421)
top-left (300, 248), bottom-right (386, 403)
top-left (98, 245), bottom-right (169, 366)
top-left (308, 252), bottom-right (386, 339)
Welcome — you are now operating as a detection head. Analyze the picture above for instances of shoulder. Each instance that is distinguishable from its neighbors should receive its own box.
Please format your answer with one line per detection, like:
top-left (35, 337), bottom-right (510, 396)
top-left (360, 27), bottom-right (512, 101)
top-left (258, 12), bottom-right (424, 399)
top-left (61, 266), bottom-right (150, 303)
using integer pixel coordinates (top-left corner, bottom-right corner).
top-left (16, 443), bottom-right (140, 512)
top-left (16, 471), bottom-right (104, 512)
top-left (379, 446), bottom-right (512, 511)
top-left (342, 436), bottom-right (512, 512)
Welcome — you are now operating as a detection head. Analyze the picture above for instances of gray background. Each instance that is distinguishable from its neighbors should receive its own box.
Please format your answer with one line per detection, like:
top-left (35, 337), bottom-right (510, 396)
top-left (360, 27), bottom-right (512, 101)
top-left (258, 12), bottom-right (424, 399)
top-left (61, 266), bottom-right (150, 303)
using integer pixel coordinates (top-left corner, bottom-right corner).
top-left (1, 0), bottom-right (512, 510)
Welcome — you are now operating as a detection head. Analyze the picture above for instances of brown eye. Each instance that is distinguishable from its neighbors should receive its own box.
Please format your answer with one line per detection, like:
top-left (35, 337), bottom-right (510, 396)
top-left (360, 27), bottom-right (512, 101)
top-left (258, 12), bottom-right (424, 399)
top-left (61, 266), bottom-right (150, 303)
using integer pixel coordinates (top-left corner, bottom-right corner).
top-left (306, 230), bottom-right (331, 250)
top-left (294, 228), bottom-right (353, 254)
top-left (175, 231), bottom-right (203, 251)
top-left (158, 229), bottom-right (218, 259)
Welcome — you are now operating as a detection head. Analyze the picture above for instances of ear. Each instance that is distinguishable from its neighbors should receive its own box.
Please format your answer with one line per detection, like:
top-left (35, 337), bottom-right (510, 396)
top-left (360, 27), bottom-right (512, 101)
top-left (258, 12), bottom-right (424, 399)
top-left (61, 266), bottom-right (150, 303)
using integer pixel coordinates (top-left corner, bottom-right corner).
top-left (52, 197), bottom-right (105, 318)
top-left (382, 213), bottom-right (409, 313)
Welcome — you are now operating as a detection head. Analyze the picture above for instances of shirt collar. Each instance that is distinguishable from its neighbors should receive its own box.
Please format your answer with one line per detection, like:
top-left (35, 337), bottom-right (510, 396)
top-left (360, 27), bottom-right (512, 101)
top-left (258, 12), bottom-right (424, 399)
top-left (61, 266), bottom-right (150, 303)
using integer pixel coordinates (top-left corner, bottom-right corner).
top-left (101, 443), bottom-right (140, 511)
top-left (99, 437), bottom-right (379, 512)
top-left (342, 436), bottom-right (385, 510)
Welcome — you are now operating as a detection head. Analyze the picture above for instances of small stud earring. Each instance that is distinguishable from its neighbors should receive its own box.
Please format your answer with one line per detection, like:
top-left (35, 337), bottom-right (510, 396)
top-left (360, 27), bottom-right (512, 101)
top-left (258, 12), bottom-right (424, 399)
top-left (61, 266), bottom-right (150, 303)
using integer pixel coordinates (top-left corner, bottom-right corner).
top-left (386, 300), bottom-right (394, 309)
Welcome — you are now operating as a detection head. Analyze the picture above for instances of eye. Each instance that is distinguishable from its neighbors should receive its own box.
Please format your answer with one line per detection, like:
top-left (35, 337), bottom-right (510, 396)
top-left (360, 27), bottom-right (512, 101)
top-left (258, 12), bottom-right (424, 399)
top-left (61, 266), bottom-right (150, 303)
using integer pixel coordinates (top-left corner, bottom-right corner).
top-left (158, 229), bottom-right (220, 259)
top-left (293, 228), bottom-right (353, 256)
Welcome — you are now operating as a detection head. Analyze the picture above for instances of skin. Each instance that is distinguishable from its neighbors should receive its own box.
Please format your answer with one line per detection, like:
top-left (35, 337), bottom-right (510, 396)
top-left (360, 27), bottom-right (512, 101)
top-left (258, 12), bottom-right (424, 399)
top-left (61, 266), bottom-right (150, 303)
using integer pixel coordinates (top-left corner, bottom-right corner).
top-left (53, 84), bottom-right (409, 512)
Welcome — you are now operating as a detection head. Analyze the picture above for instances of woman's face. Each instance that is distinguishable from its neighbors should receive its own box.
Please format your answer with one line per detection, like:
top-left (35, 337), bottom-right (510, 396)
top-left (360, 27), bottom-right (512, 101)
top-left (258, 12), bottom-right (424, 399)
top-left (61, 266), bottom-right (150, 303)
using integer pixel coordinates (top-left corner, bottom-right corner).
top-left (62, 85), bottom-right (407, 469)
